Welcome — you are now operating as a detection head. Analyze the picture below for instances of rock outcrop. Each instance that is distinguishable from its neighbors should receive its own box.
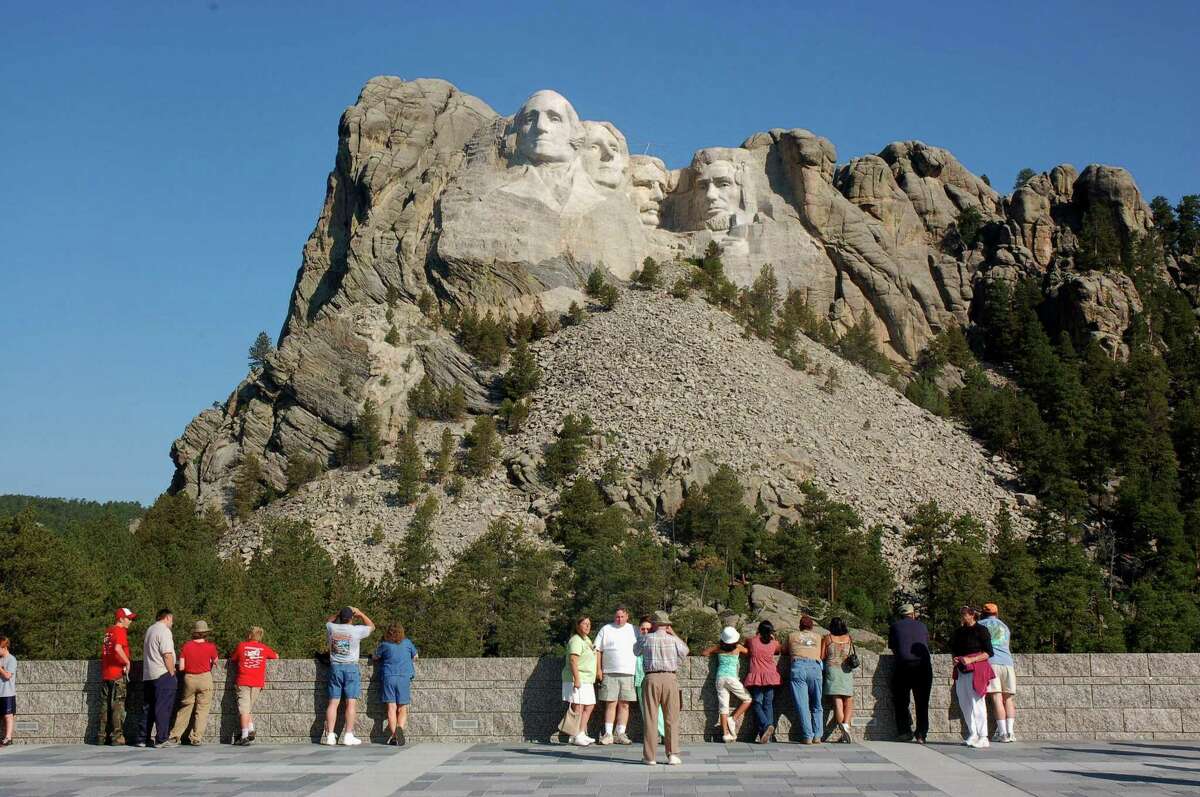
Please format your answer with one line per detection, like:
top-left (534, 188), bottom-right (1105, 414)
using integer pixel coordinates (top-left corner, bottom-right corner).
top-left (171, 76), bottom-right (1165, 523)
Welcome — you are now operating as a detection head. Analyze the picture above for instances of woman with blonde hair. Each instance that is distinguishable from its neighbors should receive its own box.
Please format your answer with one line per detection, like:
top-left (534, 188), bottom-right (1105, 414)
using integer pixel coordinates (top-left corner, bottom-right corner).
top-left (372, 623), bottom-right (418, 746)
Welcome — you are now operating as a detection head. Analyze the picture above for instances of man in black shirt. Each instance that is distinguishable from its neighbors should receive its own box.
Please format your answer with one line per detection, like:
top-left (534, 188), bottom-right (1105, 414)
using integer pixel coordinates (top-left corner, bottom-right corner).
top-left (887, 604), bottom-right (932, 743)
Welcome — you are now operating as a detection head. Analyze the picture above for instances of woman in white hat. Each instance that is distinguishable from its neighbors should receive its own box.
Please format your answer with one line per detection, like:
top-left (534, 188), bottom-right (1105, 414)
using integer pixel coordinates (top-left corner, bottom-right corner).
top-left (702, 627), bottom-right (750, 743)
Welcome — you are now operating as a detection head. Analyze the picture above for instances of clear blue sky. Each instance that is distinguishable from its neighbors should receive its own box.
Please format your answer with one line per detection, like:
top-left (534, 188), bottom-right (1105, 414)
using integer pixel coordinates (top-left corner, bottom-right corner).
top-left (2, 1), bottom-right (1197, 505)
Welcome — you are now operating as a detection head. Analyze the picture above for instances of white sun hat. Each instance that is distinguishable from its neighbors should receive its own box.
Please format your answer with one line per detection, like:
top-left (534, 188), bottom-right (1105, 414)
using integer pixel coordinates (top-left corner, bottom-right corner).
top-left (720, 626), bottom-right (739, 644)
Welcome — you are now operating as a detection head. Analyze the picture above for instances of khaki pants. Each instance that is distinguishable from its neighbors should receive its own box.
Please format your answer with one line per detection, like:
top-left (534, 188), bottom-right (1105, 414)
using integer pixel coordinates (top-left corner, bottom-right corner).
top-left (100, 677), bottom-right (127, 744)
top-left (641, 672), bottom-right (681, 762)
top-left (169, 672), bottom-right (214, 743)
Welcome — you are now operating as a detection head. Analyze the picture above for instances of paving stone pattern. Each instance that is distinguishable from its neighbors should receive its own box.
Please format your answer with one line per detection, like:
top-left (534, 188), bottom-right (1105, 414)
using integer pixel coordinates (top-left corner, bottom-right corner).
top-left (3, 741), bottom-right (1200, 796)
top-left (399, 742), bottom-right (949, 796)
top-left (16, 653), bottom-right (1200, 744)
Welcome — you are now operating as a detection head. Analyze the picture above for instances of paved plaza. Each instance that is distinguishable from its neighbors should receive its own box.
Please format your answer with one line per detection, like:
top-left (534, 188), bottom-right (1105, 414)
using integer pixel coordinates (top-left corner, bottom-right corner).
top-left (2, 740), bottom-right (1199, 797)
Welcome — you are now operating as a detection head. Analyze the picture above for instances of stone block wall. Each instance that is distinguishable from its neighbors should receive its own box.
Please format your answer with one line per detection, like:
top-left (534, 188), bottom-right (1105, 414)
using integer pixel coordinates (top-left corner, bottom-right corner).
top-left (12, 653), bottom-right (1200, 744)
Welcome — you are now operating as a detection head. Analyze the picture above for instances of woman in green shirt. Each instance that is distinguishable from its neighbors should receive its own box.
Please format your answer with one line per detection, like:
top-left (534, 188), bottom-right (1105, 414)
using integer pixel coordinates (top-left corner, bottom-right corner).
top-left (561, 616), bottom-right (598, 746)
top-left (703, 626), bottom-right (751, 743)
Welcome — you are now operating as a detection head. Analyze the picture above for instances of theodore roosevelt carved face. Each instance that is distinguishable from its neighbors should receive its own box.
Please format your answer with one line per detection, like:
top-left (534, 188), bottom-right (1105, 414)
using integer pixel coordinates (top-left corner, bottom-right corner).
top-left (514, 90), bottom-right (583, 166)
top-left (630, 155), bottom-right (668, 226)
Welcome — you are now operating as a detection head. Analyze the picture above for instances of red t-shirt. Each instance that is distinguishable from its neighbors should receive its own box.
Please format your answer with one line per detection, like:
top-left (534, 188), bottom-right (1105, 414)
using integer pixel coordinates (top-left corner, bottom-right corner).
top-left (101, 625), bottom-right (129, 681)
top-left (180, 640), bottom-right (219, 674)
top-left (230, 641), bottom-right (279, 688)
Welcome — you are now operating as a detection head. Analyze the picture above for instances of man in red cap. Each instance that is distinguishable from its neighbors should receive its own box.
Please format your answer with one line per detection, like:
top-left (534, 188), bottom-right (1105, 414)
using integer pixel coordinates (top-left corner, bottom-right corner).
top-left (100, 608), bottom-right (136, 745)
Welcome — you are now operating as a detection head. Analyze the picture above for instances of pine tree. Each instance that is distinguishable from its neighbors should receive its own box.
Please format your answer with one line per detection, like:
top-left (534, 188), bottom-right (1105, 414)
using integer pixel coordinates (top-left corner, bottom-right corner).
top-left (1077, 203), bottom-right (1122, 270)
top-left (339, 399), bottom-right (383, 468)
top-left (737, 265), bottom-right (780, 339)
top-left (499, 398), bottom-right (530, 433)
top-left (248, 331), bottom-right (274, 370)
top-left (502, 340), bottom-right (541, 400)
top-left (585, 268), bottom-right (606, 297)
top-left (674, 464), bottom-right (762, 578)
top-left (1013, 168), bottom-right (1036, 190)
top-left (395, 432), bottom-right (423, 505)
top-left (462, 415), bottom-right (500, 477)
top-left (247, 519), bottom-right (336, 657)
top-left (633, 256), bottom-right (662, 289)
top-left (232, 452), bottom-right (268, 519)
top-left (836, 308), bottom-right (894, 376)
top-left (541, 413), bottom-right (593, 484)
top-left (434, 428), bottom-right (455, 483)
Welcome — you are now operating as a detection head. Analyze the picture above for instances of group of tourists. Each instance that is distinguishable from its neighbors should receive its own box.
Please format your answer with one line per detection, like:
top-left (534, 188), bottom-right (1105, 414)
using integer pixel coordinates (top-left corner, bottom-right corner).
top-left (93, 605), bottom-right (416, 748)
top-left (889, 602), bottom-right (1017, 748)
top-left (0, 601), bottom-right (1013, 752)
top-left (561, 601), bottom-right (1015, 762)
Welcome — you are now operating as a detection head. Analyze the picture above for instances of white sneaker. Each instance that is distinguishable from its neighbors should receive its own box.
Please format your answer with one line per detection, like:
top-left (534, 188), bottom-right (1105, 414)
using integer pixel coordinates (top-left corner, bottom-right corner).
top-left (341, 732), bottom-right (362, 746)
top-left (321, 732), bottom-right (337, 746)
top-left (667, 754), bottom-right (683, 765)
top-left (572, 734), bottom-right (593, 747)
top-left (992, 730), bottom-right (1008, 742)
top-left (598, 733), bottom-right (614, 745)
top-left (728, 718), bottom-right (738, 737)
top-left (722, 734), bottom-right (735, 743)
top-left (1004, 731), bottom-right (1016, 743)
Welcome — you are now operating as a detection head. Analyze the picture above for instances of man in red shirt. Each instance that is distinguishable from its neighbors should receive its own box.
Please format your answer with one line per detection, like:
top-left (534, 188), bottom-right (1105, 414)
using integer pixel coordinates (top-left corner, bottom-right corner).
top-left (229, 626), bottom-right (278, 745)
top-left (167, 620), bottom-right (219, 746)
top-left (100, 608), bottom-right (136, 745)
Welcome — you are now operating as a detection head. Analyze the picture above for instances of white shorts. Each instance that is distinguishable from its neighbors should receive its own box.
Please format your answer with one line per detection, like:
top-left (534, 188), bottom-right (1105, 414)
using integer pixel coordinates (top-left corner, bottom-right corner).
top-left (562, 682), bottom-right (596, 705)
top-left (716, 675), bottom-right (751, 714)
top-left (987, 664), bottom-right (1017, 695)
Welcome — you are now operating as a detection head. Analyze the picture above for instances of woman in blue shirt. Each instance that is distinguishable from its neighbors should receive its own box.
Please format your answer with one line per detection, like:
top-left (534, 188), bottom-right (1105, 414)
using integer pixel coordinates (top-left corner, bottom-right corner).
top-left (372, 624), bottom-right (418, 745)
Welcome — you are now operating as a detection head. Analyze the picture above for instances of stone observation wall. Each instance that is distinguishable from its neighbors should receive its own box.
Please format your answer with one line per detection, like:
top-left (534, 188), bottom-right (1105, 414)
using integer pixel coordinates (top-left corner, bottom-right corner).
top-left (15, 652), bottom-right (1200, 744)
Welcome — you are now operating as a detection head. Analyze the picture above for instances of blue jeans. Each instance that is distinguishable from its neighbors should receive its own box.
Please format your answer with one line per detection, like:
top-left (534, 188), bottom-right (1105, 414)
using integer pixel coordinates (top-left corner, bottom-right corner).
top-left (789, 659), bottom-right (824, 740)
top-left (748, 686), bottom-right (775, 732)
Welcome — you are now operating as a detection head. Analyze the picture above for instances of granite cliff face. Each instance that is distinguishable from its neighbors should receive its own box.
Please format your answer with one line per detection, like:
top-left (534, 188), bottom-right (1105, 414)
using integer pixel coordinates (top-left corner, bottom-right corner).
top-left (171, 76), bottom-right (1162, 524)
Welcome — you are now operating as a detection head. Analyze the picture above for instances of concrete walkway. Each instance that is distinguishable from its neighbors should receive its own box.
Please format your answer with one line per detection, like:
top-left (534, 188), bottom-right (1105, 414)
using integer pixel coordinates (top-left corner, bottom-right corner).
top-left (2, 740), bottom-right (1198, 796)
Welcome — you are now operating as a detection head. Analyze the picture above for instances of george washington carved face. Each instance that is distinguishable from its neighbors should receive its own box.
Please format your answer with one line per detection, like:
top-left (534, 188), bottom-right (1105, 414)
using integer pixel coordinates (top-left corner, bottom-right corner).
top-left (514, 90), bottom-right (583, 165)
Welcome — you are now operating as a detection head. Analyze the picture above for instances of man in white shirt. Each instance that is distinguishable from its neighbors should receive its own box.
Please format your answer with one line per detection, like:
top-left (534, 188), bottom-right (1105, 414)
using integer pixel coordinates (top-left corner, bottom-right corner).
top-left (322, 606), bottom-right (375, 746)
top-left (594, 606), bottom-right (638, 745)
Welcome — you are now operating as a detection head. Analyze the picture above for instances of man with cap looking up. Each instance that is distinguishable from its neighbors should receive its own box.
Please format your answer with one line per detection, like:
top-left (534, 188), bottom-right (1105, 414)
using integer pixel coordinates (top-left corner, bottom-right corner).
top-left (100, 608), bottom-right (136, 745)
top-left (167, 619), bottom-right (219, 746)
top-left (633, 611), bottom-right (689, 766)
top-left (979, 602), bottom-right (1017, 742)
top-left (888, 603), bottom-right (932, 743)
top-left (322, 606), bottom-right (374, 746)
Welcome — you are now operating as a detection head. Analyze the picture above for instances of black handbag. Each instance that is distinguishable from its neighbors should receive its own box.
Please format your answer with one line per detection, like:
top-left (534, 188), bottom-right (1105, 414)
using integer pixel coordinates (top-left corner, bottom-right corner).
top-left (844, 638), bottom-right (861, 671)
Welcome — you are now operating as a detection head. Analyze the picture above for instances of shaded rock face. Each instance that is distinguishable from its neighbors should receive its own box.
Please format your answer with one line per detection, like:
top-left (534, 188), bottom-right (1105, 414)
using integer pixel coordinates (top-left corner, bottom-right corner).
top-left (171, 76), bottom-right (1164, 514)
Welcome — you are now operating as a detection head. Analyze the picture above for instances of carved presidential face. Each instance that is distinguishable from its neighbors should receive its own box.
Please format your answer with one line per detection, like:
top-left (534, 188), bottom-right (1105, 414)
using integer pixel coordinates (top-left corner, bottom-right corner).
top-left (630, 157), bottom-right (668, 226)
top-left (696, 160), bottom-right (742, 223)
top-left (515, 90), bottom-right (579, 165)
top-left (581, 121), bottom-right (626, 189)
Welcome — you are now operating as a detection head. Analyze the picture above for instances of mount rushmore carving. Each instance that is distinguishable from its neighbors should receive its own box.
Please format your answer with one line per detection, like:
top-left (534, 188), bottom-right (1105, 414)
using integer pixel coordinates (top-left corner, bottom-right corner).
top-left (171, 77), bottom-right (1154, 511)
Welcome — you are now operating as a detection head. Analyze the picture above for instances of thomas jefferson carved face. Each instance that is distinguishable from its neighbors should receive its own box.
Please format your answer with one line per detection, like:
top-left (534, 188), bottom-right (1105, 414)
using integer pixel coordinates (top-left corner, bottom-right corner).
top-left (581, 121), bottom-right (627, 189)
top-left (630, 156), bottom-right (668, 226)
top-left (514, 90), bottom-right (581, 165)
top-left (696, 159), bottom-right (742, 224)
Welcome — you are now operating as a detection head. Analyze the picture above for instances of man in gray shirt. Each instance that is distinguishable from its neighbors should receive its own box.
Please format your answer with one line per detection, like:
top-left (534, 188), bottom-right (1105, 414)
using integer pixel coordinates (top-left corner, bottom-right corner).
top-left (138, 608), bottom-right (177, 748)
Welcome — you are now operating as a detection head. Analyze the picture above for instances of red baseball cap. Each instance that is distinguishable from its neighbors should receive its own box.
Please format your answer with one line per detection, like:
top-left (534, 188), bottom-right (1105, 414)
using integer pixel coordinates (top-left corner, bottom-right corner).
top-left (115, 608), bottom-right (138, 621)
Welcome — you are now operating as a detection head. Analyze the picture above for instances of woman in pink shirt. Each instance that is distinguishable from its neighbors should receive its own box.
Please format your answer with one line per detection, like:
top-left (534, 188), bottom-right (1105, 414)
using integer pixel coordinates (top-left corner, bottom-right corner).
top-left (743, 620), bottom-right (781, 743)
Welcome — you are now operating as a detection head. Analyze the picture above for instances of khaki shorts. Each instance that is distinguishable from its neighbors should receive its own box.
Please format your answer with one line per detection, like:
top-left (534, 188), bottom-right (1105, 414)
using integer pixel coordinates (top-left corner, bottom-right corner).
top-left (597, 674), bottom-right (637, 702)
top-left (237, 685), bottom-right (262, 715)
top-left (987, 664), bottom-right (1017, 695)
top-left (716, 675), bottom-right (751, 714)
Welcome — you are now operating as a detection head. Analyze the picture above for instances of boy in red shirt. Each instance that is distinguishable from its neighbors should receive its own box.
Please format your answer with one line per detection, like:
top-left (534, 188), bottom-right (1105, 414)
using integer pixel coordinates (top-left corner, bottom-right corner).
top-left (229, 626), bottom-right (278, 745)
top-left (100, 608), bottom-right (136, 745)
top-left (167, 620), bottom-right (219, 745)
